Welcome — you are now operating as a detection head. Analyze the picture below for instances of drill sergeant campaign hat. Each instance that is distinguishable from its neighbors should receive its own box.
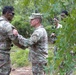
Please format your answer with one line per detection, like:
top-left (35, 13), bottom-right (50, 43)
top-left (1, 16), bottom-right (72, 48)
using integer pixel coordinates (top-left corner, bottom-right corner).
top-left (29, 13), bottom-right (43, 20)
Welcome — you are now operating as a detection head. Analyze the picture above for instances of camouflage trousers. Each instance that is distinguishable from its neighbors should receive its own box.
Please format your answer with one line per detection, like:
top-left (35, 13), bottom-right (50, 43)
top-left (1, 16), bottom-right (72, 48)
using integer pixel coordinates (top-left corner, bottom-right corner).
top-left (32, 62), bottom-right (47, 75)
top-left (0, 50), bottom-right (11, 75)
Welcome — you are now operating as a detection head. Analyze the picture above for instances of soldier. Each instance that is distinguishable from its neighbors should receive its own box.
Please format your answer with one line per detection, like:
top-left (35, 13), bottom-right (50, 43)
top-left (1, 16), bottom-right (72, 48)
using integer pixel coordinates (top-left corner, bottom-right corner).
top-left (50, 17), bottom-right (62, 44)
top-left (17, 13), bottom-right (48, 75)
top-left (0, 6), bottom-right (25, 75)
top-left (60, 10), bottom-right (69, 20)
top-left (50, 17), bottom-right (62, 56)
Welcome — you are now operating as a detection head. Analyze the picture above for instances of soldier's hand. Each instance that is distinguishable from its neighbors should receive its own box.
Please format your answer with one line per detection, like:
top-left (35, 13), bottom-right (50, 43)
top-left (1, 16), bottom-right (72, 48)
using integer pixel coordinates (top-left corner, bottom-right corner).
top-left (13, 29), bottom-right (18, 36)
top-left (51, 33), bottom-right (56, 37)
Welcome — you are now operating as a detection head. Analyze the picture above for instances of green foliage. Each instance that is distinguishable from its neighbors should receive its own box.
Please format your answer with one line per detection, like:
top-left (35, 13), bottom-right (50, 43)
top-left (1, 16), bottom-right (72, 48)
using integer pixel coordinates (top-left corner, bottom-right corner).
top-left (45, 26), bottom-right (51, 37)
top-left (55, 14), bottom-right (76, 74)
top-left (11, 46), bottom-right (30, 67)
top-left (47, 9), bottom-right (76, 74)
top-left (12, 15), bottom-right (33, 37)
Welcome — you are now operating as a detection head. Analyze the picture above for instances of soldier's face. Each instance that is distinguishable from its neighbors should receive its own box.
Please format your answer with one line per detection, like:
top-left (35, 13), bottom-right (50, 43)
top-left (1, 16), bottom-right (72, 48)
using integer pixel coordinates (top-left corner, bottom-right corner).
top-left (53, 18), bottom-right (59, 25)
top-left (30, 18), bottom-right (39, 27)
top-left (6, 11), bottom-right (15, 21)
top-left (61, 13), bottom-right (66, 20)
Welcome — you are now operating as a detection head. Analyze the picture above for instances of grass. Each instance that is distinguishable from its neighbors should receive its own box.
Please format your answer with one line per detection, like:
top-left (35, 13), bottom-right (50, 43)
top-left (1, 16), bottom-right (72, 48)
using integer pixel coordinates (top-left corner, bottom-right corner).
top-left (10, 45), bottom-right (31, 67)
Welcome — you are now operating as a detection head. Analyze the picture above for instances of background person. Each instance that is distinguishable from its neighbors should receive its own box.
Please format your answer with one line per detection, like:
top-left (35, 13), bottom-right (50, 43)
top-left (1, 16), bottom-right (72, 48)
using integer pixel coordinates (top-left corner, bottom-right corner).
top-left (50, 17), bottom-right (62, 43)
top-left (50, 17), bottom-right (62, 56)
top-left (60, 10), bottom-right (69, 20)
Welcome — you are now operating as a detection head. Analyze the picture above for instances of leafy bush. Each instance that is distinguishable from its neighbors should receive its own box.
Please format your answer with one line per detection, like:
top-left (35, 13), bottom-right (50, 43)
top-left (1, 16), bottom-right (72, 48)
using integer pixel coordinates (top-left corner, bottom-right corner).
top-left (12, 15), bottom-right (33, 37)
top-left (11, 46), bottom-right (30, 67)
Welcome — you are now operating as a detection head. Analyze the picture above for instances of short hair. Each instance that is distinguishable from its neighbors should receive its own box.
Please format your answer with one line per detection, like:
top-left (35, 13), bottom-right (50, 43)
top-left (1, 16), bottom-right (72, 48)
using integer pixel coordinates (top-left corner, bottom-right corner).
top-left (54, 16), bottom-right (59, 20)
top-left (2, 6), bottom-right (14, 15)
top-left (61, 10), bottom-right (69, 16)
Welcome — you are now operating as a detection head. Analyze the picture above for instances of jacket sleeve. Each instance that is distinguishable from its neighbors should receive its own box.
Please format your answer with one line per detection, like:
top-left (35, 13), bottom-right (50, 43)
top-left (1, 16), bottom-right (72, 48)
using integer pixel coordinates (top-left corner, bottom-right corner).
top-left (5, 22), bottom-right (26, 49)
top-left (18, 31), bottom-right (41, 47)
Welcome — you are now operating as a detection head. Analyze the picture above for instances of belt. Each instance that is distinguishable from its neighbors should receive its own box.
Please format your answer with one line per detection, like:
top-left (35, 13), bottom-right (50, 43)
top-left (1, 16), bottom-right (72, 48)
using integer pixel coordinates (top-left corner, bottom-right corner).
top-left (0, 49), bottom-right (11, 51)
top-left (0, 49), bottom-right (11, 54)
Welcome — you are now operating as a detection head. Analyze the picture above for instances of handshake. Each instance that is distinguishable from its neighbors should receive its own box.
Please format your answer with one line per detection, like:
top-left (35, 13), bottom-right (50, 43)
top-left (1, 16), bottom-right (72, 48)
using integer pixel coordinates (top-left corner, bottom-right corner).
top-left (13, 29), bottom-right (28, 49)
top-left (13, 29), bottom-right (18, 36)
top-left (50, 32), bottom-right (56, 37)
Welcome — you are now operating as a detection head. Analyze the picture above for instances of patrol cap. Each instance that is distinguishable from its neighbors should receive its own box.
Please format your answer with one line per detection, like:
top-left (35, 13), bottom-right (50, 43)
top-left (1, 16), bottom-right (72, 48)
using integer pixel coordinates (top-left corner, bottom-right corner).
top-left (29, 13), bottom-right (43, 20)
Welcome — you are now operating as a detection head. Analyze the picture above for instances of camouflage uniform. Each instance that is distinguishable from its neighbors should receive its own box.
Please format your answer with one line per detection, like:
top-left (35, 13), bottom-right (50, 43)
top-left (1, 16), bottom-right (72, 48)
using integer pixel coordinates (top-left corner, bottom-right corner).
top-left (18, 25), bottom-right (48, 75)
top-left (0, 16), bottom-right (24, 75)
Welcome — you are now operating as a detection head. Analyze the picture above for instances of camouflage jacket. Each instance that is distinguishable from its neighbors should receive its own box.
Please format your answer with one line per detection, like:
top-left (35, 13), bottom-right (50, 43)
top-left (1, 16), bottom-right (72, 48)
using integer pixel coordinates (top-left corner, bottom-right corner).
top-left (18, 25), bottom-right (48, 63)
top-left (0, 16), bottom-right (24, 50)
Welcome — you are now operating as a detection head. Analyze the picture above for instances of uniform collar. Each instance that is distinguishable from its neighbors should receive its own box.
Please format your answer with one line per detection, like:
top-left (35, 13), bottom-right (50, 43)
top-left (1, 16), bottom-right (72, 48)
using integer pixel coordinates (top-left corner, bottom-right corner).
top-left (35, 25), bottom-right (43, 30)
top-left (0, 16), bottom-right (9, 22)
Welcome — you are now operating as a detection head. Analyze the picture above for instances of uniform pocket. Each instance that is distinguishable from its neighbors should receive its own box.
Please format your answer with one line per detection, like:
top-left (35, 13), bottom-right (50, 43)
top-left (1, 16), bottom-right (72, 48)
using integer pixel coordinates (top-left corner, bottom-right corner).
top-left (0, 53), bottom-right (4, 61)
